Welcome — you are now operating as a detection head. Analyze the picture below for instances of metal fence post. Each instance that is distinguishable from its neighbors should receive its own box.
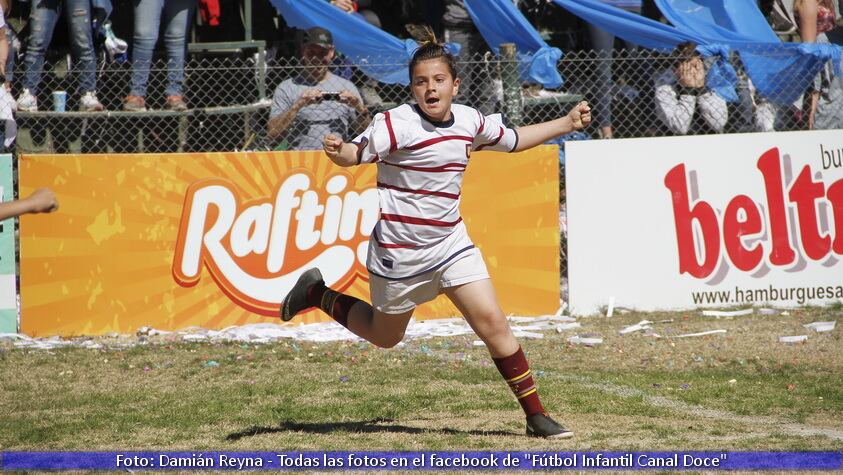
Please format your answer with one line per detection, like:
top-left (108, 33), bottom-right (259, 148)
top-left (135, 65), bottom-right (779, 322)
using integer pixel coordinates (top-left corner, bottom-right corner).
top-left (500, 43), bottom-right (523, 127)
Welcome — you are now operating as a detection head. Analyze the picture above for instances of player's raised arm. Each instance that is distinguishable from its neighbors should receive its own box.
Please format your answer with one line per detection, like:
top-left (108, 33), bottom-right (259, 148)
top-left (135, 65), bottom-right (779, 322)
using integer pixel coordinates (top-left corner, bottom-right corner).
top-left (322, 134), bottom-right (359, 167)
top-left (0, 188), bottom-right (59, 221)
top-left (511, 101), bottom-right (591, 153)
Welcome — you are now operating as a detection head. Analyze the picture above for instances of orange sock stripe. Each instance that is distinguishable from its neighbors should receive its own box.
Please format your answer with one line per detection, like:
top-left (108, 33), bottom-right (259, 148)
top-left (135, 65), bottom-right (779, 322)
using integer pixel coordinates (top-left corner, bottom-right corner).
top-left (506, 369), bottom-right (531, 384)
top-left (320, 290), bottom-right (340, 316)
top-left (516, 387), bottom-right (538, 399)
top-left (514, 383), bottom-right (537, 396)
top-left (320, 291), bottom-right (330, 313)
top-left (508, 376), bottom-right (532, 389)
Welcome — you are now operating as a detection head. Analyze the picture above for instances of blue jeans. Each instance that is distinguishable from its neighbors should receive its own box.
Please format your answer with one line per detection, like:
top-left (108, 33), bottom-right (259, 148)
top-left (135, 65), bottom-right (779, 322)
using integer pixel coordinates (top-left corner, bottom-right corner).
top-left (130, 0), bottom-right (193, 97)
top-left (587, 22), bottom-right (641, 129)
top-left (5, 28), bottom-right (16, 83)
top-left (22, 0), bottom-right (97, 94)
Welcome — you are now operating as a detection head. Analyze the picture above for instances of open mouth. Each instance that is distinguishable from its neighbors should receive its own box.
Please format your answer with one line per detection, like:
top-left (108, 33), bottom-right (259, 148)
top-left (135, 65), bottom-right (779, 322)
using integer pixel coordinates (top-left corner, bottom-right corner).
top-left (425, 97), bottom-right (440, 106)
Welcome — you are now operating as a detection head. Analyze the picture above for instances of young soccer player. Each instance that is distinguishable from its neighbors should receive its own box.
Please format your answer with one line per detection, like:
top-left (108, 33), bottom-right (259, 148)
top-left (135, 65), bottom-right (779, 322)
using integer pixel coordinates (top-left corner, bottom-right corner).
top-left (281, 29), bottom-right (591, 438)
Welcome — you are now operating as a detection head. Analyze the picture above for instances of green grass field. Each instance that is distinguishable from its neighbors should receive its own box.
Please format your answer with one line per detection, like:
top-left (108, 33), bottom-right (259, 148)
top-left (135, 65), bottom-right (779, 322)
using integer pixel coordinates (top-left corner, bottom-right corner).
top-left (1, 307), bottom-right (841, 459)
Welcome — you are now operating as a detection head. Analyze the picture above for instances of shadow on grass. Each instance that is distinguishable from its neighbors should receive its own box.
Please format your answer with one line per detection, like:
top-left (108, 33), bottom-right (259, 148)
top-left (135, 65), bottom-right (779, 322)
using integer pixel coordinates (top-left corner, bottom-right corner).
top-left (226, 418), bottom-right (516, 440)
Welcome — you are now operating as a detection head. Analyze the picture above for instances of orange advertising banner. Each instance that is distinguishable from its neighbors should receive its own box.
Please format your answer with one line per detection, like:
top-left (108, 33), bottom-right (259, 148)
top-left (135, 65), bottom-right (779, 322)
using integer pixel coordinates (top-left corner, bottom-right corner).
top-left (19, 147), bottom-right (559, 336)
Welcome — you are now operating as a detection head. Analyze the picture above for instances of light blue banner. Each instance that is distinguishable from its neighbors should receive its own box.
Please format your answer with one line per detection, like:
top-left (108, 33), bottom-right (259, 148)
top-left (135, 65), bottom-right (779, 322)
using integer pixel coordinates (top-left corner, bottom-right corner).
top-left (0, 153), bottom-right (16, 333)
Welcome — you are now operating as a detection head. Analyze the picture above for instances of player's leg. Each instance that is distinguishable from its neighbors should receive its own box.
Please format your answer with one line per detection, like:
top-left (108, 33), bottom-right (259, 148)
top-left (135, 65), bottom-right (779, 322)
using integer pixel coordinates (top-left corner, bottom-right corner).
top-left (444, 277), bottom-right (574, 439)
top-left (280, 268), bottom-right (412, 348)
top-left (346, 304), bottom-right (413, 349)
top-left (445, 279), bottom-right (517, 357)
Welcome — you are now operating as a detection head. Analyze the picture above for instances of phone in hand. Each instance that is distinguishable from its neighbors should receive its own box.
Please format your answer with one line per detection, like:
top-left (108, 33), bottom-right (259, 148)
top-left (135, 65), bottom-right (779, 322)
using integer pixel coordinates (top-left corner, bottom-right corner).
top-left (320, 92), bottom-right (342, 101)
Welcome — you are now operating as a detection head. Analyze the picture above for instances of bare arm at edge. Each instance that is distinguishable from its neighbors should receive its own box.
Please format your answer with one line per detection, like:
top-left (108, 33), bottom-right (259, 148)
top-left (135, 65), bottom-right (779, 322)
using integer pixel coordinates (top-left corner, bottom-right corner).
top-left (512, 101), bottom-right (591, 152)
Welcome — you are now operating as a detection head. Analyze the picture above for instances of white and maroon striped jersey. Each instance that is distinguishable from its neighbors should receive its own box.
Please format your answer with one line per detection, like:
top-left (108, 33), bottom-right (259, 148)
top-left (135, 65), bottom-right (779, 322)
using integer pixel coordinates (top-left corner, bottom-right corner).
top-left (352, 103), bottom-right (519, 279)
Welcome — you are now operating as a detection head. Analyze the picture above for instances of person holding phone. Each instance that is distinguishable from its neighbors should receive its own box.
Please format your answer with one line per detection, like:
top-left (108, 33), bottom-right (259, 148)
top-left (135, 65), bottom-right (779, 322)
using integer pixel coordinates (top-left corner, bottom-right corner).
top-left (267, 27), bottom-right (371, 150)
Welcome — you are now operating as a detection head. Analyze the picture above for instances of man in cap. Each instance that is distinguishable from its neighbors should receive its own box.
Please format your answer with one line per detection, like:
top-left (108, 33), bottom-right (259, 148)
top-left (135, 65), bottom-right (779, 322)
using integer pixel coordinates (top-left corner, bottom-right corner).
top-left (267, 27), bottom-right (371, 150)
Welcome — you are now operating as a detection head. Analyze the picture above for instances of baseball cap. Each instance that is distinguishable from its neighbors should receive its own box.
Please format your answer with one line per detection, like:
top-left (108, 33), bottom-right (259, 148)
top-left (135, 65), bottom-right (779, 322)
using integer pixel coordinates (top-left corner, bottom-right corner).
top-left (299, 27), bottom-right (334, 48)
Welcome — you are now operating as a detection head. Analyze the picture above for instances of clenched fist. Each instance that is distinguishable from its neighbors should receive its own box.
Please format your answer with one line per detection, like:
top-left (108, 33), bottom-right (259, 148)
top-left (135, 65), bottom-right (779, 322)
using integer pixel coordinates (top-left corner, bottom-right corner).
top-left (25, 188), bottom-right (59, 213)
top-left (567, 101), bottom-right (592, 130)
top-left (323, 134), bottom-right (344, 160)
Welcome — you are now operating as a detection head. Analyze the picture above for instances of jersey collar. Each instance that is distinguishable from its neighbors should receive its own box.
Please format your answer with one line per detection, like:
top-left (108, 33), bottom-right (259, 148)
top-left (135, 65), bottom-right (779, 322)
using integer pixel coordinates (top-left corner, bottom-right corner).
top-left (412, 104), bottom-right (455, 128)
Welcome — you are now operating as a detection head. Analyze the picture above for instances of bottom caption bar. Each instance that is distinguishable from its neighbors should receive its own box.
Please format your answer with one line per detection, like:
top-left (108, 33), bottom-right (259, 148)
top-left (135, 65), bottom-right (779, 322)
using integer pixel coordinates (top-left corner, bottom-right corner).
top-left (1, 451), bottom-right (841, 471)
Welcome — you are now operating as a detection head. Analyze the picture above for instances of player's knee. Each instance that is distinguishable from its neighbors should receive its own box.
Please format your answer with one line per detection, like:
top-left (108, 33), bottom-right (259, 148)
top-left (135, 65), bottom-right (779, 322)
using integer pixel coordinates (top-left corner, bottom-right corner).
top-left (474, 307), bottom-right (511, 337)
top-left (373, 330), bottom-right (405, 348)
top-left (475, 306), bottom-right (506, 325)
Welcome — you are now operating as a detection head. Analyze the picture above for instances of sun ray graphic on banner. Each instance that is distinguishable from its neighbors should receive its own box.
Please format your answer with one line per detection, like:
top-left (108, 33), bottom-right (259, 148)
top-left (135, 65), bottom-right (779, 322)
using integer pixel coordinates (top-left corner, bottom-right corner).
top-left (19, 147), bottom-right (559, 336)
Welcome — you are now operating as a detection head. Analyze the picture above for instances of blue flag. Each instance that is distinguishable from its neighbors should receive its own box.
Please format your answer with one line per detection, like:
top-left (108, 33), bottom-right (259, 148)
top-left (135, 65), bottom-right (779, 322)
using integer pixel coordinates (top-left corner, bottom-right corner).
top-left (270, 0), bottom-right (460, 86)
top-left (463, 0), bottom-right (564, 88)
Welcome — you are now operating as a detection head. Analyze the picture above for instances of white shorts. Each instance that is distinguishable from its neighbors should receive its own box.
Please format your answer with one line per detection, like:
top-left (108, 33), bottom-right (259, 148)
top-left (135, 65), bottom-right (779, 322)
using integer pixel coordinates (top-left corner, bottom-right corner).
top-left (369, 247), bottom-right (489, 314)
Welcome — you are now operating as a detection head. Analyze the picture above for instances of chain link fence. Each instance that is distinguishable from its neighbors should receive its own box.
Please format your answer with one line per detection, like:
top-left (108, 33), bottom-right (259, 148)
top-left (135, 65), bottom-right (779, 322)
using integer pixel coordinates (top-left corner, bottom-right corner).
top-left (4, 44), bottom-right (842, 294)
top-left (6, 45), bottom-right (841, 156)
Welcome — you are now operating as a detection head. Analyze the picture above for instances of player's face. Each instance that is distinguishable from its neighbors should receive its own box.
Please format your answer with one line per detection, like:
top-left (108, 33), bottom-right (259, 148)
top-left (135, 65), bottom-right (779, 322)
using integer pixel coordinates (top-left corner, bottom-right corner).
top-left (411, 59), bottom-right (460, 121)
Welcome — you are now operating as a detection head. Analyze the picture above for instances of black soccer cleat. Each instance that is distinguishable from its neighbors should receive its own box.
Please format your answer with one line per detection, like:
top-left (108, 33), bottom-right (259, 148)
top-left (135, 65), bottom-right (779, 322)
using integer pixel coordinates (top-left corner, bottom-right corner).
top-left (280, 268), bottom-right (324, 321)
top-left (526, 412), bottom-right (574, 439)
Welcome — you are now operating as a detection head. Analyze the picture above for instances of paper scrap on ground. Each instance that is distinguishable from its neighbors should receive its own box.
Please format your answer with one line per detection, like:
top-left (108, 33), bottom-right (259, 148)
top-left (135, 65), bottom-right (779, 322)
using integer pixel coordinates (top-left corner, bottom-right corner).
top-left (702, 309), bottom-right (754, 317)
top-left (136, 326), bottom-right (173, 336)
top-left (555, 322), bottom-right (581, 332)
top-left (803, 321), bottom-right (836, 332)
top-left (512, 331), bottom-right (545, 339)
top-left (779, 335), bottom-right (808, 343)
top-left (1, 316), bottom-right (577, 349)
top-left (555, 303), bottom-right (568, 316)
top-left (514, 314), bottom-right (575, 323)
top-left (672, 329), bottom-right (727, 338)
top-left (619, 320), bottom-right (653, 335)
top-left (567, 335), bottom-right (603, 346)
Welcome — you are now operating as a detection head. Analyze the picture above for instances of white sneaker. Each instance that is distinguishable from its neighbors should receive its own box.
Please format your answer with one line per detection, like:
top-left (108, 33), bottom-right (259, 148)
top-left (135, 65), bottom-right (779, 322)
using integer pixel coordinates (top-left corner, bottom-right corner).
top-left (17, 88), bottom-right (37, 112)
top-left (79, 91), bottom-right (104, 112)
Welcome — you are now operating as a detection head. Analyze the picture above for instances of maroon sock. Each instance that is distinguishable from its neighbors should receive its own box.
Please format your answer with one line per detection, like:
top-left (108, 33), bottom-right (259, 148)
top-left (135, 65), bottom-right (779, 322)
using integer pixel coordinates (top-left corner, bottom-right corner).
top-left (305, 283), bottom-right (361, 329)
top-left (492, 346), bottom-right (546, 417)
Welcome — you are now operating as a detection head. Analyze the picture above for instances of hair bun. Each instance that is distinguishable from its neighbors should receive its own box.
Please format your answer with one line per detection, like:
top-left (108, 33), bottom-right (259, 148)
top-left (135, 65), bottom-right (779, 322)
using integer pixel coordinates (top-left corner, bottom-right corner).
top-left (408, 24), bottom-right (440, 47)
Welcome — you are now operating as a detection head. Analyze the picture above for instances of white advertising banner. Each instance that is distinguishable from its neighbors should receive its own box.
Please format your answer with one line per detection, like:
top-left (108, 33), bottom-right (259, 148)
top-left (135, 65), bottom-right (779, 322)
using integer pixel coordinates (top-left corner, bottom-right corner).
top-left (566, 130), bottom-right (843, 315)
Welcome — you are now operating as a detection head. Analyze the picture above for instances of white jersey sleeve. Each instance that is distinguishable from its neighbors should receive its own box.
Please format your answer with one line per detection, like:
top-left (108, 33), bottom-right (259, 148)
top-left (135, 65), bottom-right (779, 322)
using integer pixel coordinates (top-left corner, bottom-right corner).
top-left (351, 110), bottom-right (405, 164)
top-left (472, 112), bottom-right (519, 152)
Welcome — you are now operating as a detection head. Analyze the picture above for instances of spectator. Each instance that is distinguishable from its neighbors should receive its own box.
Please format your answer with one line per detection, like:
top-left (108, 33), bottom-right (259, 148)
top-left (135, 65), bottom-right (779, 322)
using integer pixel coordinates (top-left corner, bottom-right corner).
top-left (331, 0), bottom-right (380, 28)
top-left (0, 0), bottom-right (7, 88)
top-left (752, 86), bottom-right (778, 132)
top-left (731, 54), bottom-right (779, 133)
top-left (792, 0), bottom-right (843, 129)
top-left (587, 0), bottom-right (645, 139)
top-left (3, 26), bottom-right (13, 86)
top-left (1, 0), bottom-right (15, 85)
top-left (654, 42), bottom-right (728, 135)
top-left (442, 0), bottom-right (496, 115)
top-left (0, 0), bottom-right (14, 149)
top-left (267, 27), bottom-right (371, 150)
top-left (123, 0), bottom-right (195, 111)
top-left (16, 0), bottom-right (104, 112)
